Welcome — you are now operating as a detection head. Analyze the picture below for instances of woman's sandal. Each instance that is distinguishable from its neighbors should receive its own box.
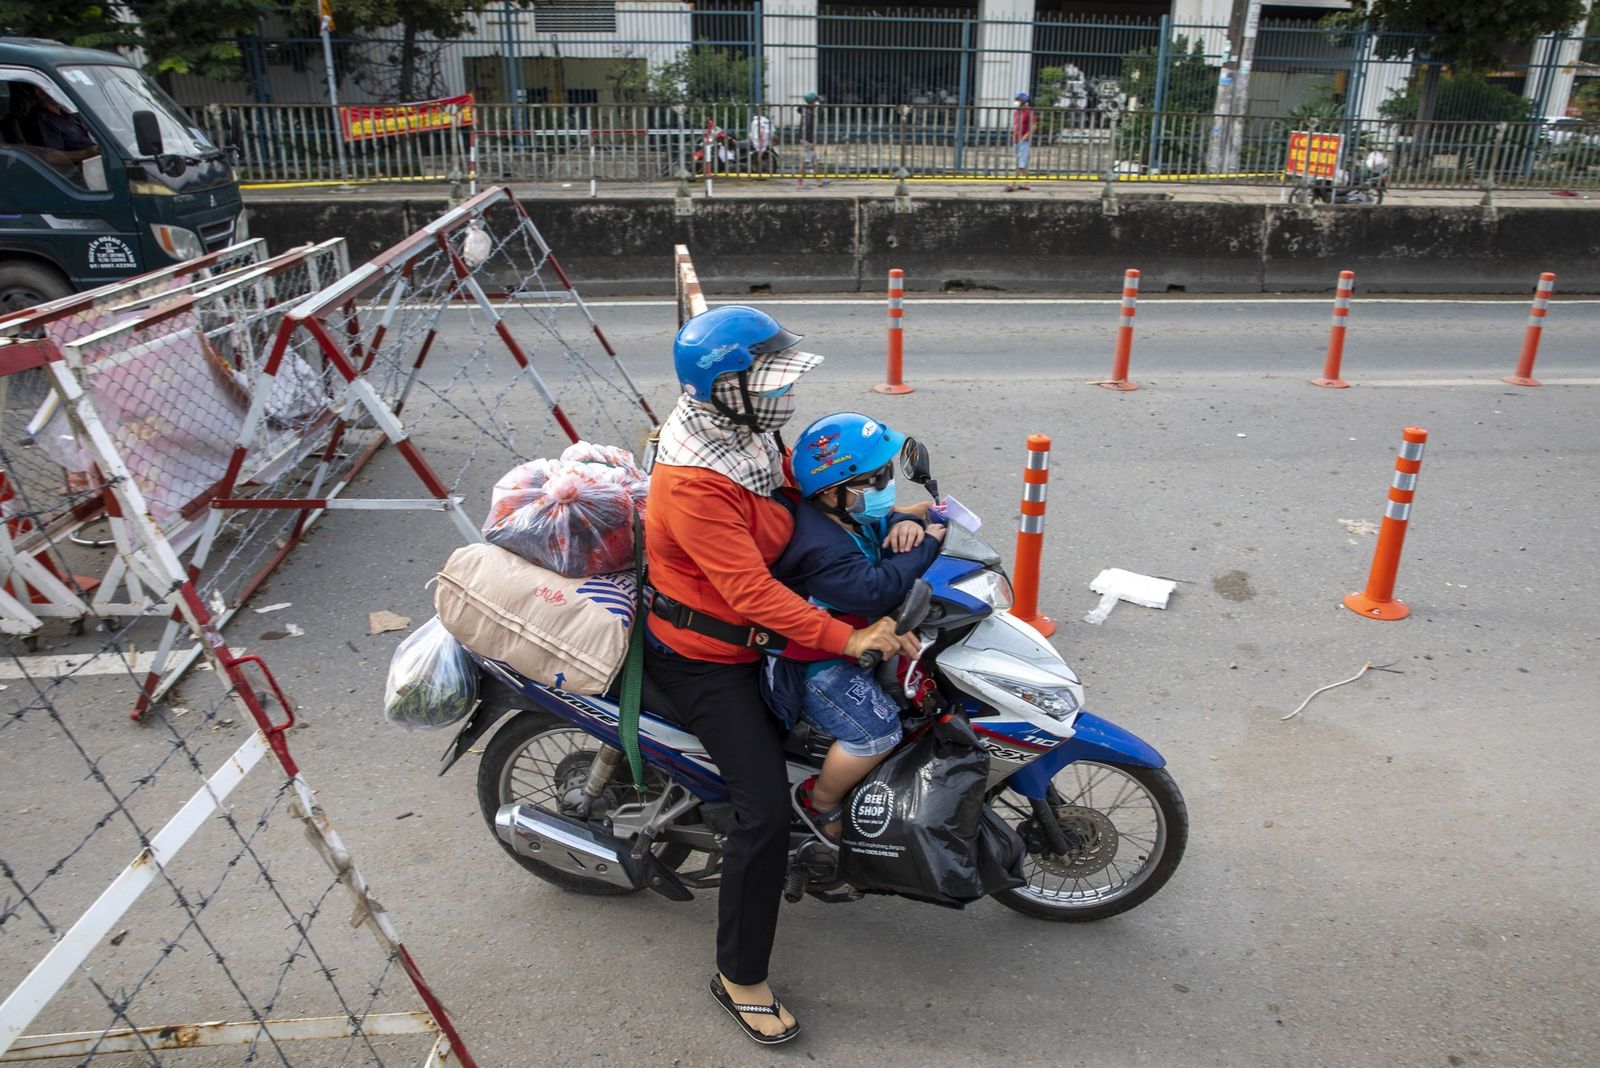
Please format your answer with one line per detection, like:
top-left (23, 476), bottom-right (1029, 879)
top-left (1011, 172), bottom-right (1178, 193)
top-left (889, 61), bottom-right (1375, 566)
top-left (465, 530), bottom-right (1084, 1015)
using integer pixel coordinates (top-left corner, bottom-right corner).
top-left (791, 776), bottom-right (844, 850)
top-left (710, 974), bottom-right (801, 1045)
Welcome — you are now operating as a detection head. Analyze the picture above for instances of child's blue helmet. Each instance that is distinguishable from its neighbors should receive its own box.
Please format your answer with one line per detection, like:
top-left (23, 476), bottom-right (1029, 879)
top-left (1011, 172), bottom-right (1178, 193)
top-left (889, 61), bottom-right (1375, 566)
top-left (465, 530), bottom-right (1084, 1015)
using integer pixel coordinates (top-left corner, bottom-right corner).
top-left (794, 412), bottom-right (904, 498)
top-left (673, 305), bottom-right (804, 400)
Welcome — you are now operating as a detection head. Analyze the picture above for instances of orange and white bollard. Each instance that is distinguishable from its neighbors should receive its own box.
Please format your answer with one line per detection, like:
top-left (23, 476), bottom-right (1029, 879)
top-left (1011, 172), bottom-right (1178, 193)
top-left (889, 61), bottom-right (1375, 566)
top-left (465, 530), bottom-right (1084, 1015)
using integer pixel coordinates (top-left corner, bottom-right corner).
top-left (1099, 269), bottom-right (1139, 391)
top-left (874, 267), bottom-right (913, 395)
top-left (1504, 272), bottom-right (1555, 387)
top-left (1008, 434), bottom-right (1056, 637)
top-left (1313, 269), bottom-right (1355, 388)
top-left (1343, 427), bottom-right (1427, 621)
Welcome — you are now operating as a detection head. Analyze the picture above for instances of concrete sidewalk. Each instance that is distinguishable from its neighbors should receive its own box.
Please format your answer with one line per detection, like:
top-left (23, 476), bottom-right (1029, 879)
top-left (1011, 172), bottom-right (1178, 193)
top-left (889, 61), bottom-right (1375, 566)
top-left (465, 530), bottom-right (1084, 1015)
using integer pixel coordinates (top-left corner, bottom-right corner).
top-left (243, 175), bottom-right (1599, 209)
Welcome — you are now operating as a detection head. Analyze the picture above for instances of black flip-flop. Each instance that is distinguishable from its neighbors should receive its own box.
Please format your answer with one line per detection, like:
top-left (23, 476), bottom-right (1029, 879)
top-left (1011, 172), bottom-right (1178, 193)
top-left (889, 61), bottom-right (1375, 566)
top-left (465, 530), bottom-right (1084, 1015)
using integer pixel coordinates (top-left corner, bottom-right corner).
top-left (710, 974), bottom-right (801, 1045)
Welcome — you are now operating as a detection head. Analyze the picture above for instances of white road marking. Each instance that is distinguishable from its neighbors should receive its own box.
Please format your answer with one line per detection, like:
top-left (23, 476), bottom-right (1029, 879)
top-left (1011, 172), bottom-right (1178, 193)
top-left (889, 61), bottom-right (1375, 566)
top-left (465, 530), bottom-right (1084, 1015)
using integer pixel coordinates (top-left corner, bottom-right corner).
top-left (0, 650), bottom-right (161, 680)
top-left (1359, 377), bottom-right (1600, 387)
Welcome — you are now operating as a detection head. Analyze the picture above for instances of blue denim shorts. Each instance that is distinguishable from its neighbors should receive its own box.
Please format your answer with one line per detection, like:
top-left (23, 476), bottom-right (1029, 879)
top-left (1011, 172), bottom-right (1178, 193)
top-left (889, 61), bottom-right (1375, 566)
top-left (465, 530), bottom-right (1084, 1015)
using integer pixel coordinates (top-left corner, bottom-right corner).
top-left (801, 661), bottom-right (903, 758)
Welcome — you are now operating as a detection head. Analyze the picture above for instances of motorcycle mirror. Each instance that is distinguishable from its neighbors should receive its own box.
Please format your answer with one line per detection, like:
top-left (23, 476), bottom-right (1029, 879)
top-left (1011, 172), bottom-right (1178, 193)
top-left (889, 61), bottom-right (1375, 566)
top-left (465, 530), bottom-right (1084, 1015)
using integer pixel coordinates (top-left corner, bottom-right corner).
top-left (900, 438), bottom-right (932, 483)
top-left (895, 579), bottom-right (934, 636)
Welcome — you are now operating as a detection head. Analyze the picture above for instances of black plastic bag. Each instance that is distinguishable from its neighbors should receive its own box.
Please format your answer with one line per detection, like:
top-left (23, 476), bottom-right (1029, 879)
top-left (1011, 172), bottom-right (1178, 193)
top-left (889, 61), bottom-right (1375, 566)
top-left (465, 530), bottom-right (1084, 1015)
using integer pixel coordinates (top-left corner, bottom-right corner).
top-left (840, 714), bottom-right (1022, 906)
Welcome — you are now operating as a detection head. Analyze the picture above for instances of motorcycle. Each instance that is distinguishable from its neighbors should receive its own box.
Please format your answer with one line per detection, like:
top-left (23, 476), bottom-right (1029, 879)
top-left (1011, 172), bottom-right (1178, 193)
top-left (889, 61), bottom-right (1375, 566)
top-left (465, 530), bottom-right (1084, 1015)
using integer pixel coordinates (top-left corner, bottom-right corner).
top-left (1311, 151), bottom-right (1390, 205)
top-left (693, 120), bottom-right (781, 175)
top-left (438, 440), bottom-right (1187, 922)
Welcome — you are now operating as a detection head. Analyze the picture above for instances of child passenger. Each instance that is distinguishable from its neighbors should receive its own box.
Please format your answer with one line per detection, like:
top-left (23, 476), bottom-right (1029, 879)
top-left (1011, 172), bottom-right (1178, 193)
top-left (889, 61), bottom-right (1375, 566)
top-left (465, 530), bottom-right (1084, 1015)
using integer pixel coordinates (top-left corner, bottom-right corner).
top-left (768, 412), bottom-right (946, 844)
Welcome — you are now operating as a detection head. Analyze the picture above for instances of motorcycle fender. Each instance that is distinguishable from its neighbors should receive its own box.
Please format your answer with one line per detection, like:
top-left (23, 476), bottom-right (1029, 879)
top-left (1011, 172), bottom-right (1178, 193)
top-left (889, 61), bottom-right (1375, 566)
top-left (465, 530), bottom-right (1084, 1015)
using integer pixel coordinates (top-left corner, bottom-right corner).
top-left (436, 675), bottom-right (525, 776)
top-left (1003, 710), bottom-right (1165, 798)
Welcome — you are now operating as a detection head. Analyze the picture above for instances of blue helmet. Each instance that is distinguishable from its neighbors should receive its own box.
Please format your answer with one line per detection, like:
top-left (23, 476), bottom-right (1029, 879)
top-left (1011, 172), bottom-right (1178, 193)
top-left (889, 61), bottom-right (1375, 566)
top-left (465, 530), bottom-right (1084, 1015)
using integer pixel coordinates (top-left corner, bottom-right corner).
top-left (1015, 91), bottom-right (1031, 103)
top-left (794, 412), bottom-right (904, 498)
top-left (673, 305), bottom-right (803, 400)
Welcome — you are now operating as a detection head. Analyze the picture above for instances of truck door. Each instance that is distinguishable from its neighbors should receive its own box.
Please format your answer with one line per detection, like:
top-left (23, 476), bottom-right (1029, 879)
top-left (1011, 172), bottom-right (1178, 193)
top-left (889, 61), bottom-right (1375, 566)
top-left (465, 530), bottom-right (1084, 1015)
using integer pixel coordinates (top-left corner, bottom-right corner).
top-left (0, 70), bottom-right (144, 299)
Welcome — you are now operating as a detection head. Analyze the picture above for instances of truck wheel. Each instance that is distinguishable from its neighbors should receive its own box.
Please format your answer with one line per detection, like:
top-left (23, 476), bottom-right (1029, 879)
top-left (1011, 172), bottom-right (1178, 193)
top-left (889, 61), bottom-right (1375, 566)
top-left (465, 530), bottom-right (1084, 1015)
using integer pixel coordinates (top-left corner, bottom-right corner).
top-left (0, 262), bottom-right (73, 317)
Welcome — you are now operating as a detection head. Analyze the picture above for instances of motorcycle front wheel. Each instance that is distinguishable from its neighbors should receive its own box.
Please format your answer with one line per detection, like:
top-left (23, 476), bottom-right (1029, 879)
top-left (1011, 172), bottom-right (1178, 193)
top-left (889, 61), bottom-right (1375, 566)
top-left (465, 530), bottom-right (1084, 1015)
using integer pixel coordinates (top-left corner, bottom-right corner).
top-left (477, 710), bottom-right (691, 894)
top-left (988, 760), bottom-right (1187, 922)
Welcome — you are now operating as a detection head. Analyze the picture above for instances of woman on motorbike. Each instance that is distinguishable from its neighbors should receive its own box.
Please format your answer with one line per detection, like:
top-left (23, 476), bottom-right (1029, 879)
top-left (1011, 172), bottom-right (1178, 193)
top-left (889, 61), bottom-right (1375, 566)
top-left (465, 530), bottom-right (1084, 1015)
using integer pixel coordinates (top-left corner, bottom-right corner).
top-left (645, 306), bottom-right (918, 1045)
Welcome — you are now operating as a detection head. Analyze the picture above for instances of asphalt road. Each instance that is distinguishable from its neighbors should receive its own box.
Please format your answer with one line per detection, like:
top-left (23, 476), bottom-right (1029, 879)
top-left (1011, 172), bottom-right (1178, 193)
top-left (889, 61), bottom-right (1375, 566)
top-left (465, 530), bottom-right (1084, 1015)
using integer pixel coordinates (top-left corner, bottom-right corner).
top-left (5, 295), bottom-right (1598, 1067)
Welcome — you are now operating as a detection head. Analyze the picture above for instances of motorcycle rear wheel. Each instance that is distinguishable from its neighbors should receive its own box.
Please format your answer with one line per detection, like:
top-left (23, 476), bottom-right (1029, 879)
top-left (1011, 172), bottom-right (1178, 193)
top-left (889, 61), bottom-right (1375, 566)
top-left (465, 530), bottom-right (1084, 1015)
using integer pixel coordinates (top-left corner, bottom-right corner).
top-left (989, 760), bottom-right (1186, 922)
top-left (477, 710), bottom-right (691, 894)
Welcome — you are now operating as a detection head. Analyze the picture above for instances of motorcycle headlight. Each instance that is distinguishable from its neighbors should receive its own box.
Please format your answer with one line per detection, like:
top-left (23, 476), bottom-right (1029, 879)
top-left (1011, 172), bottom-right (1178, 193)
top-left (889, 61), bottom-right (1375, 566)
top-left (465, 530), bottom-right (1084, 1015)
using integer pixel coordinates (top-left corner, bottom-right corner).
top-left (967, 670), bottom-right (1079, 719)
top-left (952, 570), bottom-right (1013, 610)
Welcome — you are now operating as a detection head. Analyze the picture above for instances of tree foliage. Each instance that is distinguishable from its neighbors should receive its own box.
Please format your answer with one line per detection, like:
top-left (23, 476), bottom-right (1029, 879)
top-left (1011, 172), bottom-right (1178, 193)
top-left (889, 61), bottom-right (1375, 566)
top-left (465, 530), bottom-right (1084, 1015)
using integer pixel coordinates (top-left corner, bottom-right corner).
top-left (1115, 37), bottom-right (1218, 173)
top-left (1378, 71), bottom-right (1533, 122)
top-left (0, 0), bottom-right (272, 81)
top-left (1328, 0), bottom-right (1585, 69)
top-left (646, 46), bottom-right (757, 104)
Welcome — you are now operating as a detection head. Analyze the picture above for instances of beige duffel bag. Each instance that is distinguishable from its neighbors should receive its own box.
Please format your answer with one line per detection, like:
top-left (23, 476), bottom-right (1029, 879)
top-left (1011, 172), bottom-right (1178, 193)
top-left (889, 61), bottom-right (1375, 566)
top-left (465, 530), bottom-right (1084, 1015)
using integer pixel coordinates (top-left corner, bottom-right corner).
top-left (433, 543), bottom-right (638, 694)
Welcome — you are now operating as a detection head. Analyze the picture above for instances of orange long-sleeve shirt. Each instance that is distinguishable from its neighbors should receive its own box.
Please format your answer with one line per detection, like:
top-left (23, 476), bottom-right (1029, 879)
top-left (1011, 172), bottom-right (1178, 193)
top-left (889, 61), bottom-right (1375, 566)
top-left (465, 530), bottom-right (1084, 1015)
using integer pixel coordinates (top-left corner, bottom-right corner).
top-left (645, 462), bottom-right (856, 664)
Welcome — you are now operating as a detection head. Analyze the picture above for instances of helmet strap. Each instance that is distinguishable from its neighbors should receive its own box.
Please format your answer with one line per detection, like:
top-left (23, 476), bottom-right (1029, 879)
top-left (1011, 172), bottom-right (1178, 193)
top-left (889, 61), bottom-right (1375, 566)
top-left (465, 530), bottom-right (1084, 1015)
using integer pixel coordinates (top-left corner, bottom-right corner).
top-left (709, 369), bottom-right (763, 430)
top-left (817, 485), bottom-right (861, 530)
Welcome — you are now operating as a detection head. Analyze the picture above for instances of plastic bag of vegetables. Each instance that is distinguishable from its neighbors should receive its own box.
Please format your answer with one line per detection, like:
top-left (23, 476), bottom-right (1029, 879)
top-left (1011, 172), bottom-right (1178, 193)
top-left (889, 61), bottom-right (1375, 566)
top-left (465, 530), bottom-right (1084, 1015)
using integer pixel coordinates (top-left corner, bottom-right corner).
top-left (384, 616), bottom-right (479, 730)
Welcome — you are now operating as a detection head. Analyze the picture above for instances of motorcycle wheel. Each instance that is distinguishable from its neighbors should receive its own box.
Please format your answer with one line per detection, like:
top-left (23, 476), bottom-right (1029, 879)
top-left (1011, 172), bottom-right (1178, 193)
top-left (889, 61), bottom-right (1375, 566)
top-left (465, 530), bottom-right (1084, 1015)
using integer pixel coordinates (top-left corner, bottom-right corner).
top-left (989, 760), bottom-right (1187, 922)
top-left (477, 710), bottom-right (691, 894)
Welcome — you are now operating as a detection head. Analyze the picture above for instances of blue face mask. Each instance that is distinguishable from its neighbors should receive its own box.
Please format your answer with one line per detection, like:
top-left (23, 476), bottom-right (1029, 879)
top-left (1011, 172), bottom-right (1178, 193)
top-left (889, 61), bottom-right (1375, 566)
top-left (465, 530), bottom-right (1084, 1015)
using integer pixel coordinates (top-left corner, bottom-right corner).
top-left (848, 481), bottom-right (896, 523)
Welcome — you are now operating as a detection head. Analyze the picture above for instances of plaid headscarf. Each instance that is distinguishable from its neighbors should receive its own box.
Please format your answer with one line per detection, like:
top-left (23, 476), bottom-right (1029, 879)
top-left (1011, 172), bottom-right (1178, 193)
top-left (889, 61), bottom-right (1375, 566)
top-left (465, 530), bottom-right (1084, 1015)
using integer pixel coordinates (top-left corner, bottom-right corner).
top-left (655, 374), bottom-right (802, 496)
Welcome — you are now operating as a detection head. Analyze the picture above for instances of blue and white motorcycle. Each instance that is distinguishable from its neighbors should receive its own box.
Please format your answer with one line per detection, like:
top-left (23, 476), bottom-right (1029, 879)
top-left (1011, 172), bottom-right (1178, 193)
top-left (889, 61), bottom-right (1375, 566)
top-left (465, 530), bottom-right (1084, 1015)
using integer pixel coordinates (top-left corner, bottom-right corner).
top-left (440, 441), bottom-right (1186, 921)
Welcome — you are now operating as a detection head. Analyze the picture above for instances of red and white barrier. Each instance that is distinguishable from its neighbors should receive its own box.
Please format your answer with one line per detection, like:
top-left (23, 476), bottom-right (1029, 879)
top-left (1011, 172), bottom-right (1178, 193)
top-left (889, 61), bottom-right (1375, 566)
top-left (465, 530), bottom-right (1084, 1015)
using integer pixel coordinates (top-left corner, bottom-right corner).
top-left (874, 267), bottom-right (913, 395)
top-left (1344, 426), bottom-right (1427, 621)
top-left (1099, 269), bottom-right (1140, 391)
top-left (1504, 272), bottom-right (1555, 387)
top-left (1312, 269), bottom-right (1355, 388)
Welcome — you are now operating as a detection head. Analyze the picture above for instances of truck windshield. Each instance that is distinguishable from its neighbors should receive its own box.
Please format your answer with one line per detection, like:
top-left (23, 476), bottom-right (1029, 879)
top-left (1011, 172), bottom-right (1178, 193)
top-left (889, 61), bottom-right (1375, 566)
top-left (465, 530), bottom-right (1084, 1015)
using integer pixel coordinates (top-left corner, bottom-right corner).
top-left (58, 64), bottom-right (215, 158)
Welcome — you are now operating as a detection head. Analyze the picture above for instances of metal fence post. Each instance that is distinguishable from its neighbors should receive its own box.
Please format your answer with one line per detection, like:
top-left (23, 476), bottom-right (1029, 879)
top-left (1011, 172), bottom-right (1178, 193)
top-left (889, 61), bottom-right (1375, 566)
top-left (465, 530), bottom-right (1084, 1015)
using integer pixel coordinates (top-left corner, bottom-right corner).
top-left (954, 17), bottom-right (973, 173)
top-left (1148, 15), bottom-right (1172, 173)
top-left (752, 0), bottom-right (765, 105)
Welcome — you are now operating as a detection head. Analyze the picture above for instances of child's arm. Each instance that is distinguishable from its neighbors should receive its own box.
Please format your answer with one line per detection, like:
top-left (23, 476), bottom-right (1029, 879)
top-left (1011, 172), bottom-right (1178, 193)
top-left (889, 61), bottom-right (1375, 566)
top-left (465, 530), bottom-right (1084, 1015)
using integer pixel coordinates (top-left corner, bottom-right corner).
top-left (806, 535), bottom-right (943, 618)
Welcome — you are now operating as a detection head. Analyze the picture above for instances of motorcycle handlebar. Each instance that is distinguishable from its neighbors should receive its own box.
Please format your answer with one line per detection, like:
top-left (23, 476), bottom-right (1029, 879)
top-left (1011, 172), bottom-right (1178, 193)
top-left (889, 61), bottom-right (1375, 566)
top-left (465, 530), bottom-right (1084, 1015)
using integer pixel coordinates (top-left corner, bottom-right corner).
top-left (857, 649), bottom-right (884, 670)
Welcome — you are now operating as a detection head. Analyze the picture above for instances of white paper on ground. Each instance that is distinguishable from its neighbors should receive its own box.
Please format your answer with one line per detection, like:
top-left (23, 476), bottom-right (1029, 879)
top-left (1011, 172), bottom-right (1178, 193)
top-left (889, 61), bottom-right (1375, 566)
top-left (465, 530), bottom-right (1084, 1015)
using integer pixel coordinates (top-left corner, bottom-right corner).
top-left (1082, 590), bottom-right (1119, 625)
top-left (1089, 568), bottom-right (1178, 610)
top-left (938, 494), bottom-right (981, 532)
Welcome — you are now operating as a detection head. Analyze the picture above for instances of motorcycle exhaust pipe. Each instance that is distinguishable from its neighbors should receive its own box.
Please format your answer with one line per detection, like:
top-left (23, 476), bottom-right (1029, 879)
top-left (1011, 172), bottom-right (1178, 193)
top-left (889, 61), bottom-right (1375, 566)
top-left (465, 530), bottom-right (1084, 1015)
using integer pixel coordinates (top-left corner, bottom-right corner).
top-left (495, 803), bottom-right (640, 892)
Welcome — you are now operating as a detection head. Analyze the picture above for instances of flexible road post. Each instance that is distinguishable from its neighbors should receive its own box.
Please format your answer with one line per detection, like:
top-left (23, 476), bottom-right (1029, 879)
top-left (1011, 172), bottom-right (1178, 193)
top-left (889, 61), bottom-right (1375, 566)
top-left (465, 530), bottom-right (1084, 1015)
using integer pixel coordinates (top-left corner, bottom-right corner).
top-left (874, 268), bottom-right (913, 395)
top-left (1504, 272), bottom-right (1555, 387)
top-left (1009, 434), bottom-right (1056, 637)
top-left (1343, 427), bottom-right (1427, 621)
top-left (1313, 270), bottom-right (1355, 388)
top-left (1099, 269), bottom-right (1140, 391)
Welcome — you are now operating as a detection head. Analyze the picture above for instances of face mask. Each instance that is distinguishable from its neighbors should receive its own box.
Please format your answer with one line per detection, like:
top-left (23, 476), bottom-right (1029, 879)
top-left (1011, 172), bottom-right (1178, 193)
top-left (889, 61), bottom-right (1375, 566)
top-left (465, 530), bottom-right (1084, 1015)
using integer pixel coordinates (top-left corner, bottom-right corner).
top-left (848, 480), bottom-right (896, 523)
top-left (712, 377), bottom-right (798, 432)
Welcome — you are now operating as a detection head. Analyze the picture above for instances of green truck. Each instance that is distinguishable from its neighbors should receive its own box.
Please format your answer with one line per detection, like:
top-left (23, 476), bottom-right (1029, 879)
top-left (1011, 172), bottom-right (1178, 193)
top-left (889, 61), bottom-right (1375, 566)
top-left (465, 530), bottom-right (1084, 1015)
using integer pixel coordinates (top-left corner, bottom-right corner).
top-left (0, 37), bottom-right (244, 314)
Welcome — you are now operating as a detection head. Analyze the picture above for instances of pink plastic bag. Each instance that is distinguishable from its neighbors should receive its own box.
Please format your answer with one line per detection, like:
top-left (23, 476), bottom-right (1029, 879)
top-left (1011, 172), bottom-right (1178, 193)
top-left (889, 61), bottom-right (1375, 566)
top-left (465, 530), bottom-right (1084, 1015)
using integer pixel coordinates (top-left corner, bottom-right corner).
top-left (483, 444), bottom-right (647, 577)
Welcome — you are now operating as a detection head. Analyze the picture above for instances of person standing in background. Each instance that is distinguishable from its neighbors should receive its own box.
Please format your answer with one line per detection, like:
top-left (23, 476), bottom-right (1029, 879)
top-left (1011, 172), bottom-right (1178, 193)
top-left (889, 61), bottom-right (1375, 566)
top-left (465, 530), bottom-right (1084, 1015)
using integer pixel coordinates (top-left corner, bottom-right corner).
top-left (1006, 91), bottom-right (1032, 192)
top-left (797, 92), bottom-right (830, 189)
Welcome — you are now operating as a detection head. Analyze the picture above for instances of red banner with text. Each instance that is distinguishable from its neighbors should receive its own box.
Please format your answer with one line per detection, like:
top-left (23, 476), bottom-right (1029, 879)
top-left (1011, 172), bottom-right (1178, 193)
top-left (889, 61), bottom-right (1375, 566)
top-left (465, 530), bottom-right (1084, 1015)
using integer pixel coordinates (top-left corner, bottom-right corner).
top-left (1285, 131), bottom-right (1343, 179)
top-left (340, 95), bottom-right (475, 142)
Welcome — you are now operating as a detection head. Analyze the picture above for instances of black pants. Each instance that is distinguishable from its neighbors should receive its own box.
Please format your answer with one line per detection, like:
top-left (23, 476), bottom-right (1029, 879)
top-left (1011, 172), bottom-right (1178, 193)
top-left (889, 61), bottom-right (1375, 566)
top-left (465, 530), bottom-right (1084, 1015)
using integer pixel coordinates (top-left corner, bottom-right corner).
top-left (645, 643), bottom-right (790, 986)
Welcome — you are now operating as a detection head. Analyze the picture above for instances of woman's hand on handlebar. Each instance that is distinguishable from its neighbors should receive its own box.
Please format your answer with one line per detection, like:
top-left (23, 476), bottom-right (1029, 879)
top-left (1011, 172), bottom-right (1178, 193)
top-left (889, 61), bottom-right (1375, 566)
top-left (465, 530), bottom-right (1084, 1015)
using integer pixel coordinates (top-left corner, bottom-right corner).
top-left (844, 617), bottom-right (921, 664)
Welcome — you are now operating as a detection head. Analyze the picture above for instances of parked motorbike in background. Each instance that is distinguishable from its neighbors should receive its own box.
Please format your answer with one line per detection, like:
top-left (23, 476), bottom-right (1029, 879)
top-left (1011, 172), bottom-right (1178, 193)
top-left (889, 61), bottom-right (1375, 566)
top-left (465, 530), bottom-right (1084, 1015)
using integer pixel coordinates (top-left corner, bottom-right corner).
top-left (439, 440), bottom-right (1187, 922)
top-left (693, 115), bottom-right (781, 174)
top-left (1312, 150), bottom-right (1390, 205)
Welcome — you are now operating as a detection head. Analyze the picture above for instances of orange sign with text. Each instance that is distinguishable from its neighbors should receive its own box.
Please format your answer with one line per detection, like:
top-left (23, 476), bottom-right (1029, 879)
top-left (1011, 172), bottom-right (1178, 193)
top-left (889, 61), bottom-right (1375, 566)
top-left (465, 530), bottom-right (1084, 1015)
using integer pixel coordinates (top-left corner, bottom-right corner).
top-left (340, 94), bottom-right (475, 142)
top-left (1286, 131), bottom-right (1343, 179)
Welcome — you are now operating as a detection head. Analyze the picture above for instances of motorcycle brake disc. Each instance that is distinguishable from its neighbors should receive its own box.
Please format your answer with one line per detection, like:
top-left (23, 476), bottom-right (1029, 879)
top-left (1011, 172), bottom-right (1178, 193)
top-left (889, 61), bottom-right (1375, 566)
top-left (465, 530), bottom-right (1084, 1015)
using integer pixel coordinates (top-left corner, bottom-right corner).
top-left (1035, 805), bottom-right (1120, 879)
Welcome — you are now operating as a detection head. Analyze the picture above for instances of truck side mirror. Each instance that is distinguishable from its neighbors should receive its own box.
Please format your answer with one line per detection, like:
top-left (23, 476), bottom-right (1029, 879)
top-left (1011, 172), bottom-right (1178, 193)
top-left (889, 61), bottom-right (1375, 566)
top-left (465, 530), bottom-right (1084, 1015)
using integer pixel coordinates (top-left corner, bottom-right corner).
top-left (132, 110), bottom-right (163, 156)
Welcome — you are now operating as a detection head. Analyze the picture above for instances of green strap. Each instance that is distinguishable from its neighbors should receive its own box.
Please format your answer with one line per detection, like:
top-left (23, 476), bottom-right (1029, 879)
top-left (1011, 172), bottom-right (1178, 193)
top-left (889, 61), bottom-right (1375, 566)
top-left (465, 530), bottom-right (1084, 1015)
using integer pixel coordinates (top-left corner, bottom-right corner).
top-left (618, 512), bottom-right (647, 792)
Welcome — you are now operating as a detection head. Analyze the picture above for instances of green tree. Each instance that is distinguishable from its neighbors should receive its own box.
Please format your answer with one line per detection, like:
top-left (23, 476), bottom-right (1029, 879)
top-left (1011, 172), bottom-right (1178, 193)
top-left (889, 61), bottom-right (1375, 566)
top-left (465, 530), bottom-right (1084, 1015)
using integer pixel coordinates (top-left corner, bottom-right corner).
top-left (1116, 36), bottom-right (1218, 173)
top-left (0, 0), bottom-right (272, 82)
top-left (292, 0), bottom-right (492, 101)
top-left (648, 45), bottom-right (757, 104)
top-left (1328, 0), bottom-right (1585, 126)
top-left (1378, 71), bottom-right (1533, 123)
